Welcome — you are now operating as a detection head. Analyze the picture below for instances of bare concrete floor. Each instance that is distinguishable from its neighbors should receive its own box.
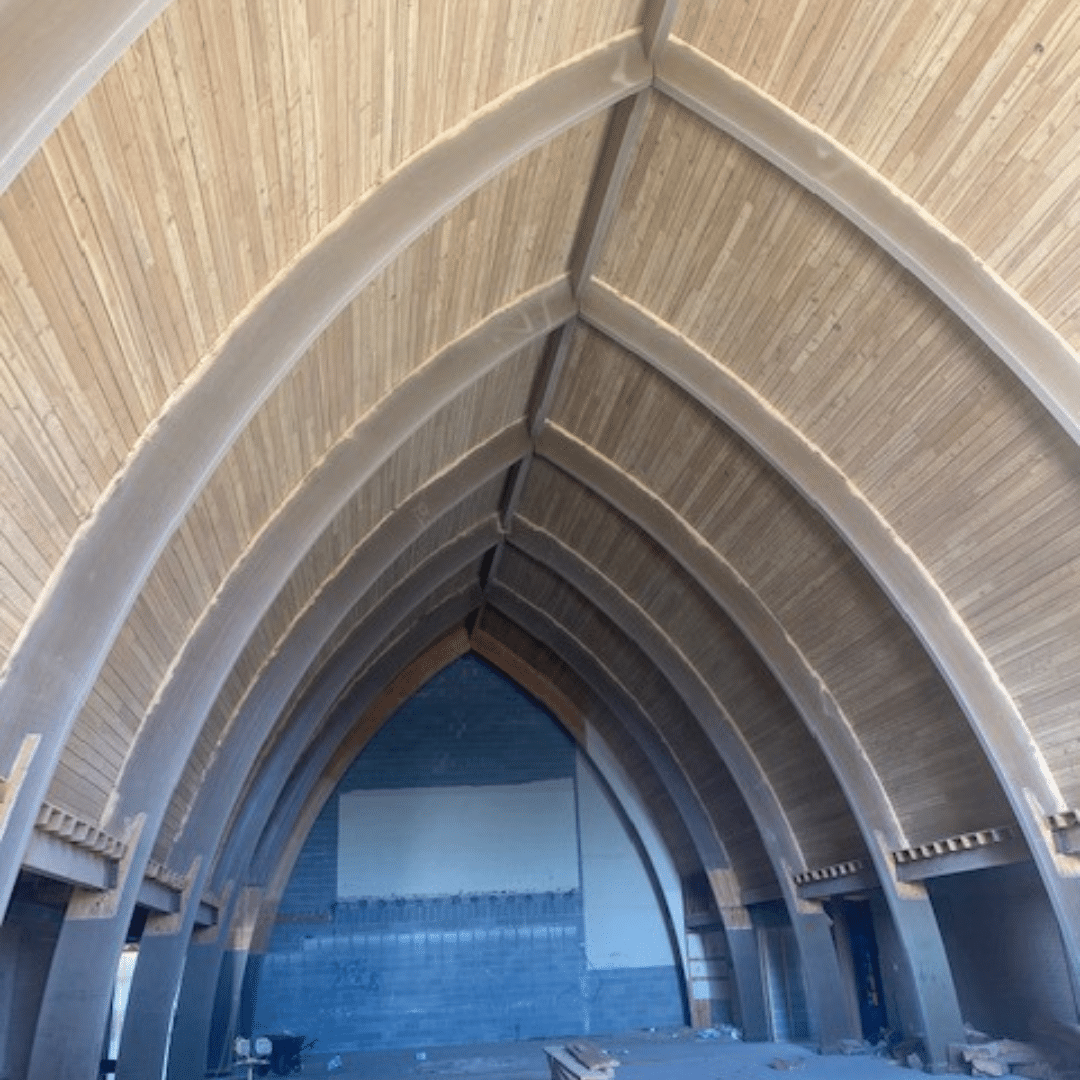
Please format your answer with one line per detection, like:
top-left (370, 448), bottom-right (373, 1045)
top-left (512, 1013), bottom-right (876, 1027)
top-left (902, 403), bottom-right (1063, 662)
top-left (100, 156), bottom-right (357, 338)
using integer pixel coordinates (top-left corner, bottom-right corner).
top-left (294, 1027), bottom-right (908, 1080)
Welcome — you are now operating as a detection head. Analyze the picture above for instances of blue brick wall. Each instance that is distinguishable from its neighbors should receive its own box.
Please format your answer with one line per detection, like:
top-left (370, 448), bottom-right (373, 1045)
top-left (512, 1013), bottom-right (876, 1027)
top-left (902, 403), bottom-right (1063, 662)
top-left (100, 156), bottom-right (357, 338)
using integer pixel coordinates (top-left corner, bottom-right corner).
top-left (251, 655), bottom-right (685, 1051)
top-left (340, 654), bottom-right (577, 791)
top-left (581, 966), bottom-right (686, 1033)
top-left (255, 892), bottom-right (587, 1049)
top-left (278, 793), bottom-right (338, 916)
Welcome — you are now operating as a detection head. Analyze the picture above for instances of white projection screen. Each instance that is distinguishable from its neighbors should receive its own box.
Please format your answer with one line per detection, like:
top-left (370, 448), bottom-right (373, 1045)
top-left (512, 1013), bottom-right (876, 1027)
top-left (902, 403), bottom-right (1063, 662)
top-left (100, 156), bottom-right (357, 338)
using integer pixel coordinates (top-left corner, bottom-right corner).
top-left (337, 778), bottom-right (579, 898)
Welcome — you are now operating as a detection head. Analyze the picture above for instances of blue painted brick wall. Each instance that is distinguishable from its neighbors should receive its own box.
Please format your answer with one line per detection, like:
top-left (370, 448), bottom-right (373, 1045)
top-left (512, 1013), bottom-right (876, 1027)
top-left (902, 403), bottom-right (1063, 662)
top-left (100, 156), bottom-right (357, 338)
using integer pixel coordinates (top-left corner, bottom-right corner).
top-left (340, 654), bottom-right (577, 791)
top-left (252, 655), bottom-right (685, 1051)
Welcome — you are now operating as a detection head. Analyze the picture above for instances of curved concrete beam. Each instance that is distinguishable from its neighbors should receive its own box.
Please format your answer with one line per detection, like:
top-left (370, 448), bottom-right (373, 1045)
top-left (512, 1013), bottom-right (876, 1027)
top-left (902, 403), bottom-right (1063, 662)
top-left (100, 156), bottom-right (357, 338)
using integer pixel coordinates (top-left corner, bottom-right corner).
top-left (118, 280), bottom-right (560, 832)
top-left (472, 626), bottom-right (719, 878)
top-left (170, 427), bottom-right (525, 872)
top-left (509, 523), bottom-right (809, 877)
top-left (0, 23), bottom-right (646, 910)
top-left (656, 39), bottom-right (1080, 449)
top-left (36, 518), bottom-right (496, 1080)
top-left (539, 423), bottom-right (905, 848)
top-left (478, 591), bottom-right (771, 1040)
top-left (169, 604), bottom-right (479, 1080)
top-left (212, 538), bottom-right (495, 900)
top-left (533, 426), bottom-right (965, 1060)
top-left (253, 620), bottom-right (695, 975)
top-left (502, 525), bottom-right (857, 1047)
top-left (0, 0), bottom-right (170, 194)
top-left (237, 608), bottom-right (728, 1045)
top-left (479, 592), bottom-right (735, 886)
top-left (28, 269), bottom-right (558, 1079)
top-left (196, 543), bottom-right (769, 1050)
top-left (116, 434), bottom-right (524, 1079)
top-left (579, 282), bottom-right (1080, 995)
top-left (197, 521), bottom-right (729, 933)
top-left (7, 269), bottom-right (566, 898)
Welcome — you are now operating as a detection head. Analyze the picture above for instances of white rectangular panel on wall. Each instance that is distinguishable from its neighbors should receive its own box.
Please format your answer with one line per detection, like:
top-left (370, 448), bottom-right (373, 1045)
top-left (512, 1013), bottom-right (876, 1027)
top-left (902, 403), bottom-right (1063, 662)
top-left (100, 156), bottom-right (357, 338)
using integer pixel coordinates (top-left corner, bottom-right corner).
top-left (338, 779), bottom-right (579, 898)
top-left (577, 756), bottom-right (675, 970)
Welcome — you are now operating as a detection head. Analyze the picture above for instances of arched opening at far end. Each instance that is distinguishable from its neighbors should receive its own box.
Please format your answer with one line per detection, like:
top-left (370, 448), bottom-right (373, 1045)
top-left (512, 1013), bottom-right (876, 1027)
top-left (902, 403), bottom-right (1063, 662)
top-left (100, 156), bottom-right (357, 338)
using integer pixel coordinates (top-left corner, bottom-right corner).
top-left (245, 654), bottom-right (690, 1055)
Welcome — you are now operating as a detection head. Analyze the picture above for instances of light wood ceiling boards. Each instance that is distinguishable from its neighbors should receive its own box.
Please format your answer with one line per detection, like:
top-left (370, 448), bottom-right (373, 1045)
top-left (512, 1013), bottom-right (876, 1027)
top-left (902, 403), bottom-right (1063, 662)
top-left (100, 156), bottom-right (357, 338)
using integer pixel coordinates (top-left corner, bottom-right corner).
top-left (1, 1), bottom-right (1079, 1010)
top-left (594, 94), bottom-right (1080, 809)
top-left (547, 329), bottom-right (1015, 844)
top-left (673, 0), bottom-right (1080, 348)
top-left (492, 544), bottom-right (779, 897)
top-left (516, 456), bottom-right (869, 871)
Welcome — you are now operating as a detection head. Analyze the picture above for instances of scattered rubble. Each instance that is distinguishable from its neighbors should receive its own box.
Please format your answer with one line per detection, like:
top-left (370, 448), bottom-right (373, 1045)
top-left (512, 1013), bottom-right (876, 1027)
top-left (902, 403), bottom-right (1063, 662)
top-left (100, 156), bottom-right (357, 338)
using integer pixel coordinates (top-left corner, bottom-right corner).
top-left (695, 1024), bottom-right (741, 1041)
top-left (943, 1020), bottom-right (1080, 1079)
top-left (837, 1038), bottom-right (876, 1055)
top-left (769, 1057), bottom-right (807, 1070)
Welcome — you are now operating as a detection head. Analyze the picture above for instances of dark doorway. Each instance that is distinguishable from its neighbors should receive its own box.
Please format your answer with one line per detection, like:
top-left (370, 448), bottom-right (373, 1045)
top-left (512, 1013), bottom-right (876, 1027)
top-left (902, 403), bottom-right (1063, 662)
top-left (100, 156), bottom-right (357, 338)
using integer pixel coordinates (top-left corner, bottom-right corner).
top-left (842, 899), bottom-right (888, 1040)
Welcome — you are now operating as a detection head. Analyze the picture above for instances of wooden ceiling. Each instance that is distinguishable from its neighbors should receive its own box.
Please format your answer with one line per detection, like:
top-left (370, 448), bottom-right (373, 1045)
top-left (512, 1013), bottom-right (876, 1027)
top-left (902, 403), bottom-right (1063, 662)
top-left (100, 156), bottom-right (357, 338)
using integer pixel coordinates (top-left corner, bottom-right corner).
top-left (2, 0), bottom-right (1080, 1004)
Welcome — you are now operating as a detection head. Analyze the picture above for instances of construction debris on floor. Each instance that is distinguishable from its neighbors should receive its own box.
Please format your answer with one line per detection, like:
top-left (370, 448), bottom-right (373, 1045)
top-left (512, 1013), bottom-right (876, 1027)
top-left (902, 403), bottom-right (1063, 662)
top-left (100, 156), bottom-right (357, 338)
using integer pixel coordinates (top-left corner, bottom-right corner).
top-left (544, 1041), bottom-right (620, 1080)
top-left (945, 1019), bottom-right (1080, 1079)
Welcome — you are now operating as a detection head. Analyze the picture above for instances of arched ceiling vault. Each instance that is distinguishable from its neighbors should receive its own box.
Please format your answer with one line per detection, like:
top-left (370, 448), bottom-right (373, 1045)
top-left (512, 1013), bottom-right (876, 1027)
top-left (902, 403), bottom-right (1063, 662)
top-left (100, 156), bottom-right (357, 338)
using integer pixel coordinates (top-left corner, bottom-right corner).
top-left (4, 0), bottom-right (1080, 1071)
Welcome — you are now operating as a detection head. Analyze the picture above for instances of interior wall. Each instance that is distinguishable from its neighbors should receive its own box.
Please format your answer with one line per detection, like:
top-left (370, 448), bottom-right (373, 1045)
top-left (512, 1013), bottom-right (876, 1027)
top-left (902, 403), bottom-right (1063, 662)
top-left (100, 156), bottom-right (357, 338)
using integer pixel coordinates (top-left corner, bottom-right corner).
top-left (928, 862), bottom-right (1077, 1041)
top-left (250, 656), bottom-right (685, 1052)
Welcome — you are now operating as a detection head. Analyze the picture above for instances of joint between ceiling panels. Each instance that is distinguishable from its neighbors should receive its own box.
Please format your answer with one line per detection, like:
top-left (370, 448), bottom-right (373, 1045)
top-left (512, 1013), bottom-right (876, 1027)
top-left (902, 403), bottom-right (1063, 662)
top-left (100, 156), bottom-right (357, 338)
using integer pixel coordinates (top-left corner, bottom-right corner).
top-left (485, 27), bottom-right (667, 603)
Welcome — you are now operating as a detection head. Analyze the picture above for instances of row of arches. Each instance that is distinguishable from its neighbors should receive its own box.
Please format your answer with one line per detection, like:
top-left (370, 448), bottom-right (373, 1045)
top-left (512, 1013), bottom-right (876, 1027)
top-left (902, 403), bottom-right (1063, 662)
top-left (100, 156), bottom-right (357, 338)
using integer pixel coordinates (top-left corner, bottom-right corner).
top-left (2, 4), bottom-right (1080, 1078)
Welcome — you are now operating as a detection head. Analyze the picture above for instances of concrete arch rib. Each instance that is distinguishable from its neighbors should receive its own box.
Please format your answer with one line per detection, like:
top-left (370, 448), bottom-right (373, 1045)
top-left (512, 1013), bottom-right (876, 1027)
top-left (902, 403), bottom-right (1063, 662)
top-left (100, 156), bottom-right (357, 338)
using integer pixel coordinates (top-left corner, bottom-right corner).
top-left (0, 0), bottom-right (171, 195)
top-left (43, 513), bottom-right (497, 1080)
top-left (478, 591), bottom-right (770, 1041)
top-left (224, 606), bottom-right (733, 1056)
top-left (27, 279), bottom-right (565, 1080)
top-left (208, 536), bottom-right (493, 912)
top-left (171, 599), bottom-right (481, 1080)
top-left (579, 282), bottom-right (1080, 992)
top-left (656, 40), bottom-right (1080, 449)
top-left (243, 625), bottom-right (701, 1040)
top-left (179, 547), bottom-right (767, 1063)
top-left (0, 29), bottom-right (647, 912)
top-left (115, 435), bottom-right (524, 1079)
top-left (533, 424), bottom-right (965, 1061)
top-left (500, 527), bottom-right (857, 1049)
top-left (471, 627), bottom-right (701, 966)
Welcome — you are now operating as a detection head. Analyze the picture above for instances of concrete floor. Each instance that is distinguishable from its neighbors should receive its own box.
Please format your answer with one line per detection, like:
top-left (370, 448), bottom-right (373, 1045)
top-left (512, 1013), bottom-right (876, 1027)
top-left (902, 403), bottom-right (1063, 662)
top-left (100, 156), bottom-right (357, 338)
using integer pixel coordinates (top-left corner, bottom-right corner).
top-left (292, 1027), bottom-right (911, 1080)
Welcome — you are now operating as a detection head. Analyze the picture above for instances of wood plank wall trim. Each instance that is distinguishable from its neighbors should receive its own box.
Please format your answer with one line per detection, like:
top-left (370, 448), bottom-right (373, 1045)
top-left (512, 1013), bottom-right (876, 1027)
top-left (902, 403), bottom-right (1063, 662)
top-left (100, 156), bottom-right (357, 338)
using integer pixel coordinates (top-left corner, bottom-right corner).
top-left (655, 38), bottom-right (1080, 450)
top-left (794, 861), bottom-right (879, 901)
top-left (793, 859), bottom-right (868, 886)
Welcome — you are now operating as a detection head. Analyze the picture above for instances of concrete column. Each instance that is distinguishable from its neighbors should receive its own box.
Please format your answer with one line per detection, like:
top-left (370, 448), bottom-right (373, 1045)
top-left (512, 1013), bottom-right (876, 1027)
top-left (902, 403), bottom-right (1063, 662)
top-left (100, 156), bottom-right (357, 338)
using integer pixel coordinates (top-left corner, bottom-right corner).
top-left (205, 948), bottom-right (249, 1075)
top-left (723, 919), bottom-right (770, 1042)
top-left (796, 905), bottom-right (860, 1051)
top-left (166, 936), bottom-right (229, 1080)
top-left (115, 922), bottom-right (191, 1079)
top-left (24, 818), bottom-right (149, 1080)
top-left (887, 886), bottom-right (966, 1070)
top-left (0, 893), bottom-right (63, 1080)
top-left (115, 857), bottom-right (215, 1080)
top-left (24, 910), bottom-right (130, 1080)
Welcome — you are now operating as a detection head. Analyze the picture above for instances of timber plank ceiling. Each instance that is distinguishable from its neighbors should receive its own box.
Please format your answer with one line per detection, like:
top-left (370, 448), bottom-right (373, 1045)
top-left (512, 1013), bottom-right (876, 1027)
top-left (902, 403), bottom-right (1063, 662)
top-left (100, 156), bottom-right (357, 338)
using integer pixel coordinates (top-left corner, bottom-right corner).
top-left (2, 0), bottom-right (1080, 1073)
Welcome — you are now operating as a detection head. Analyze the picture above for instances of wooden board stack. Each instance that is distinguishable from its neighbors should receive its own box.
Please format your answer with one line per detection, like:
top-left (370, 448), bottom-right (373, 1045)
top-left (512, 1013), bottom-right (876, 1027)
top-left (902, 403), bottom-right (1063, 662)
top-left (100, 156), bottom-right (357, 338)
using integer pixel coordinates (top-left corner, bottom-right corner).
top-left (544, 1041), bottom-right (620, 1080)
